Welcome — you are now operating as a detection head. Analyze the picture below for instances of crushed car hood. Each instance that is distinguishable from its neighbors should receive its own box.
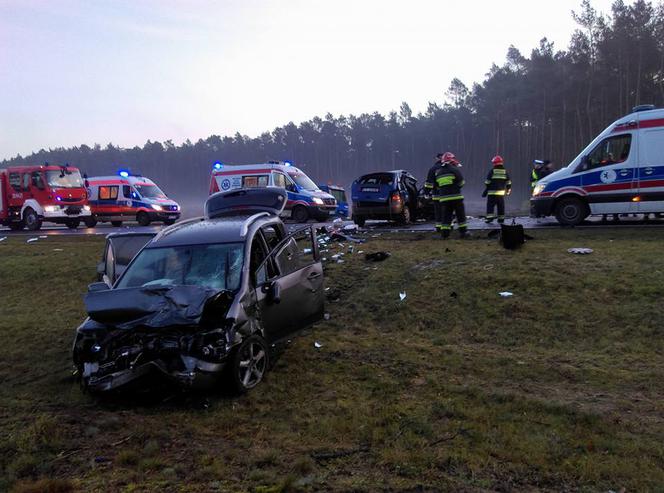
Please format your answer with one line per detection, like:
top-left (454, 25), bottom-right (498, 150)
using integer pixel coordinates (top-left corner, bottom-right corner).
top-left (84, 285), bottom-right (220, 330)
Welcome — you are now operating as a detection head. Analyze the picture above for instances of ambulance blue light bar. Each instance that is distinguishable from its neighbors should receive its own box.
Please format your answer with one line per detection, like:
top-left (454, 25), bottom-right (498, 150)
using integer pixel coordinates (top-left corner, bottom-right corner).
top-left (118, 170), bottom-right (130, 178)
top-left (213, 161), bottom-right (223, 170)
top-left (283, 160), bottom-right (292, 167)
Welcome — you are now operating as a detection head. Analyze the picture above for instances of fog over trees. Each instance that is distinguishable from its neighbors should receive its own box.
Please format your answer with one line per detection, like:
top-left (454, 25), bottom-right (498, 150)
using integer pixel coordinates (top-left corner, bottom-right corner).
top-left (4, 0), bottom-right (664, 207)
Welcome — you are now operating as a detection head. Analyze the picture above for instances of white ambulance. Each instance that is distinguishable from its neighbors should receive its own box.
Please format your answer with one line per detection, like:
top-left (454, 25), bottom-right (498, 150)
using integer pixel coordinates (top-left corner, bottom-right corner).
top-left (531, 105), bottom-right (664, 225)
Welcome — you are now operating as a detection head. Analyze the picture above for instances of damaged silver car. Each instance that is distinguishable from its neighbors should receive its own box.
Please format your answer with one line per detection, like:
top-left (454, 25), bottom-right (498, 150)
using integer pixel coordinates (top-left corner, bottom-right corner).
top-left (73, 188), bottom-right (325, 393)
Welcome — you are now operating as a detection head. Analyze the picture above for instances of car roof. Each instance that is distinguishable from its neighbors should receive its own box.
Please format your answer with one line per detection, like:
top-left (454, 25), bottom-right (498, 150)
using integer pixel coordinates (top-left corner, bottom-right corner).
top-left (148, 214), bottom-right (279, 248)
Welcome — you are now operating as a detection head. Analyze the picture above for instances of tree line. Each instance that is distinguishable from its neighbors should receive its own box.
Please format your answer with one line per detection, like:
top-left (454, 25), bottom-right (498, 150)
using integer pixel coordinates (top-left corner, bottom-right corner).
top-left (3, 0), bottom-right (663, 208)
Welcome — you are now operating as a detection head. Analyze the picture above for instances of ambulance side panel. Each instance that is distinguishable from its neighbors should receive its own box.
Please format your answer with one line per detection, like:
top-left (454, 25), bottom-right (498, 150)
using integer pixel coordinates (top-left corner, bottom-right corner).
top-left (637, 125), bottom-right (664, 213)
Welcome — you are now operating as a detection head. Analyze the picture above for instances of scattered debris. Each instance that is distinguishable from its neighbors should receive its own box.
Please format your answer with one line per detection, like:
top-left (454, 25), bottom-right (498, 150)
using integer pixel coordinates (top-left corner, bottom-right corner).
top-left (499, 292), bottom-right (514, 298)
top-left (342, 224), bottom-right (358, 232)
top-left (365, 251), bottom-right (391, 262)
top-left (399, 291), bottom-right (407, 301)
top-left (26, 237), bottom-right (39, 243)
top-left (450, 291), bottom-right (458, 298)
top-left (53, 248), bottom-right (64, 252)
top-left (39, 235), bottom-right (48, 239)
top-left (314, 341), bottom-right (323, 349)
top-left (0, 237), bottom-right (7, 243)
top-left (568, 247), bottom-right (594, 254)
top-left (483, 264), bottom-right (494, 270)
top-left (323, 313), bottom-right (331, 320)
top-left (326, 289), bottom-right (341, 303)
top-left (333, 218), bottom-right (343, 224)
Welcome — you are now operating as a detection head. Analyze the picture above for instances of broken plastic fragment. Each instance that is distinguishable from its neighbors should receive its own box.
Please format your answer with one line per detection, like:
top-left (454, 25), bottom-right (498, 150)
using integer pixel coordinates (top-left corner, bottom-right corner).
top-left (365, 251), bottom-right (390, 262)
top-left (324, 313), bottom-right (331, 320)
top-left (568, 247), bottom-right (593, 254)
top-left (314, 341), bottom-right (323, 348)
top-left (39, 235), bottom-right (48, 239)
top-left (399, 291), bottom-right (407, 301)
top-left (499, 292), bottom-right (513, 298)
top-left (0, 237), bottom-right (7, 243)
top-left (26, 237), bottom-right (39, 243)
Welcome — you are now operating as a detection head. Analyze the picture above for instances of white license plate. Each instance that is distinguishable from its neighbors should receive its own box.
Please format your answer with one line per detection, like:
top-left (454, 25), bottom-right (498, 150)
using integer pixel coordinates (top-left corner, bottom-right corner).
top-left (362, 187), bottom-right (379, 192)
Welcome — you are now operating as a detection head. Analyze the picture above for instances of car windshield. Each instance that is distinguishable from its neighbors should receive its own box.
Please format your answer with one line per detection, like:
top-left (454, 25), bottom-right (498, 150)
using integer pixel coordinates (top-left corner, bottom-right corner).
top-left (358, 173), bottom-right (394, 186)
top-left (116, 243), bottom-right (244, 292)
top-left (134, 184), bottom-right (167, 199)
top-left (45, 169), bottom-right (84, 188)
top-left (330, 189), bottom-right (346, 203)
top-left (288, 172), bottom-right (318, 191)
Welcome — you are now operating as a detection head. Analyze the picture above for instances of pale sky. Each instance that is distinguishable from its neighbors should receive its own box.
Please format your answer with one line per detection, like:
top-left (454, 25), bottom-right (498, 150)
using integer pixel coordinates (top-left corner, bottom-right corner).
top-left (0, 0), bottom-right (616, 160)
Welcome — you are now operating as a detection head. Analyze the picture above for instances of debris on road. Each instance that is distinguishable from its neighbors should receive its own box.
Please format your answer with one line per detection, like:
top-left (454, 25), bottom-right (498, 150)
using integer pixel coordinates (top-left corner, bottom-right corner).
top-left (365, 251), bottom-right (391, 262)
top-left (568, 247), bottom-right (594, 254)
top-left (0, 237), bottom-right (7, 243)
top-left (324, 313), bottom-right (331, 321)
top-left (314, 341), bottom-right (323, 349)
top-left (399, 291), bottom-right (407, 301)
top-left (26, 237), bottom-right (39, 243)
top-left (499, 291), bottom-right (514, 298)
top-left (39, 235), bottom-right (48, 239)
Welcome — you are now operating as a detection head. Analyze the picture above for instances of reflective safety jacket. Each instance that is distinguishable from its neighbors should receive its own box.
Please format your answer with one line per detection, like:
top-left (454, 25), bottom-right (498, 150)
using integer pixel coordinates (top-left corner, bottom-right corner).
top-left (485, 165), bottom-right (512, 196)
top-left (427, 163), bottom-right (465, 201)
top-left (424, 161), bottom-right (443, 195)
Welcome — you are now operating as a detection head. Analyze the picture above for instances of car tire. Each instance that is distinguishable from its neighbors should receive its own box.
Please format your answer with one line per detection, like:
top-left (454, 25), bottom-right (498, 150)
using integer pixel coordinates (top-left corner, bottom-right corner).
top-left (354, 216), bottom-right (366, 227)
top-left (137, 212), bottom-right (151, 226)
top-left (65, 219), bottom-right (80, 229)
top-left (23, 208), bottom-right (42, 231)
top-left (111, 221), bottom-right (123, 227)
top-left (555, 197), bottom-right (589, 226)
top-left (163, 219), bottom-right (176, 226)
top-left (84, 216), bottom-right (98, 228)
top-left (228, 334), bottom-right (269, 394)
top-left (292, 206), bottom-right (309, 223)
top-left (397, 205), bottom-right (411, 225)
top-left (8, 221), bottom-right (24, 231)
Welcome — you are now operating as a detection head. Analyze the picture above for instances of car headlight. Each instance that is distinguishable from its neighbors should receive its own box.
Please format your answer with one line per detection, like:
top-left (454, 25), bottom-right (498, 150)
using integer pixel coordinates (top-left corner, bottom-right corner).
top-left (151, 204), bottom-right (163, 211)
top-left (44, 205), bottom-right (57, 213)
top-left (533, 183), bottom-right (546, 196)
top-left (312, 197), bottom-right (324, 205)
top-left (83, 205), bottom-right (91, 212)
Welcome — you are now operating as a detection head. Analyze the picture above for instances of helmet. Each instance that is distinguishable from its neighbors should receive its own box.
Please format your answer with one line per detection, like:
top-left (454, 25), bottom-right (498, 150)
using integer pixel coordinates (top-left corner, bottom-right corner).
top-left (492, 155), bottom-right (504, 166)
top-left (441, 152), bottom-right (457, 164)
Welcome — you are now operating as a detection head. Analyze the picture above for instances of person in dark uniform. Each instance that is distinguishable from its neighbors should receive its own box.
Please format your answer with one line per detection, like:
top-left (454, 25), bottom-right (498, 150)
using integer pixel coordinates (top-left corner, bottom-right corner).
top-left (482, 155), bottom-right (512, 223)
top-left (424, 153), bottom-right (445, 232)
top-left (431, 152), bottom-right (468, 239)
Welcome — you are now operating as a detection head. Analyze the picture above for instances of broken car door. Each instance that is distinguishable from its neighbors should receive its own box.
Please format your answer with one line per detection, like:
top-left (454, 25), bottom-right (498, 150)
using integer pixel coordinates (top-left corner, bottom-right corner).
top-left (255, 226), bottom-right (324, 342)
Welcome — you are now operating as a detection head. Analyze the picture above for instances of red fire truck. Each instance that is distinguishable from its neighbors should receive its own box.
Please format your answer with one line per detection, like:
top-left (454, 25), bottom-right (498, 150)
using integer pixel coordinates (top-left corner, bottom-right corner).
top-left (0, 164), bottom-right (91, 231)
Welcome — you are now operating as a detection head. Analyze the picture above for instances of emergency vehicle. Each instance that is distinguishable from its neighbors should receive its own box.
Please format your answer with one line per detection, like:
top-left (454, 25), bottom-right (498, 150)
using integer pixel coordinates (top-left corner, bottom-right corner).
top-left (531, 105), bottom-right (664, 225)
top-left (85, 172), bottom-right (181, 227)
top-left (209, 161), bottom-right (336, 222)
top-left (0, 164), bottom-right (91, 230)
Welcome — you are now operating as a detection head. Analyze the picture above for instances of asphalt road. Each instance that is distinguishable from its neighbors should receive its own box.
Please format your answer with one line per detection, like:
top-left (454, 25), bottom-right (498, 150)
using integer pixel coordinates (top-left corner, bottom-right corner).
top-left (2, 215), bottom-right (664, 238)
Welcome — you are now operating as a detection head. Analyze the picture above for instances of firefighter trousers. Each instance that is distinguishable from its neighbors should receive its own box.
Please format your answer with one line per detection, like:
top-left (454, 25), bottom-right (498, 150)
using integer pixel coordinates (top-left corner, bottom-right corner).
top-left (486, 195), bottom-right (505, 223)
top-left (434, 199), bottom-right (444, 230)
top-left (441, 199), bottom-right (467, 238)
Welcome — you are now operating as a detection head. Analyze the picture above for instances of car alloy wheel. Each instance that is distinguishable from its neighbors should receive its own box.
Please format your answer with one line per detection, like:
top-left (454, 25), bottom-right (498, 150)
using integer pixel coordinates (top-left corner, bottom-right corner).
top-left (236, 336), bottom-right (268, 391)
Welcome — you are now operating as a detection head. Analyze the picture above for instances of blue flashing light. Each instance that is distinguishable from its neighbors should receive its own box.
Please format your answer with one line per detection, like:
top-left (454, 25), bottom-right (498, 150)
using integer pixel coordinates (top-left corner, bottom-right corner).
top-left (119, 170), bottom-right (130, 178)
top-left (213, 161), bottom-right (223, 170)
top-left (283, 160), bottom-right (292, 167)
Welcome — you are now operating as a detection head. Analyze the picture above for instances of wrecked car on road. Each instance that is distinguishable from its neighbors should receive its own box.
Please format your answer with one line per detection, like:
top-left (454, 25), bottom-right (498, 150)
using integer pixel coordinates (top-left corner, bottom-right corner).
top-left (73, 188), bottom-right (325, 393)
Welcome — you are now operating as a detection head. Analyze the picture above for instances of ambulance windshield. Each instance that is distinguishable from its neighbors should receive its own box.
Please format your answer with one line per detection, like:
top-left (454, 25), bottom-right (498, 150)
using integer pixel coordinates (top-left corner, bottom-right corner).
top-left (134, 184), bottom-right (167, 199)
top-left (116, 243), bottom-right (244, 292)
top-left (288, 172), bottom-right (318, 191)
top-left (46, 169), bottom-right (84, 188)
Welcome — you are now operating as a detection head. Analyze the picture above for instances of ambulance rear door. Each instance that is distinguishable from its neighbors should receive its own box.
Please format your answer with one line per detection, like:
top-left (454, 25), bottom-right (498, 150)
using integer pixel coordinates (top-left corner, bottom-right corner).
top-left (636, 114), bottom-right (664, 213)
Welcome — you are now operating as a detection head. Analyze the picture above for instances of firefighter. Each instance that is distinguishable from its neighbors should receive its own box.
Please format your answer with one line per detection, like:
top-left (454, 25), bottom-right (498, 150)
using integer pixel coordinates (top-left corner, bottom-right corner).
top-left (425, 153), bottom-right (445, 231)
top-left (482, 155), bottom-right (512, 223)
top-left (432, 152), bottom-right (468, 239)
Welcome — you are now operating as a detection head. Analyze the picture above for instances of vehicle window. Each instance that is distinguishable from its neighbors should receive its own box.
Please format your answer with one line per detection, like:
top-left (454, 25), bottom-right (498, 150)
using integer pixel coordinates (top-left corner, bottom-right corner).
top-left (105, 245), bottom-right (115, 283)
top-left (45, 169), bottom-right (84, 188)
top-left (22, 173), bottom-right (30, 191)
top-left (273, 228), bottom-right (316, 276)
top-left (358, 173), bottom-right (394, 186)
top-left (99, 186), bottom-right (119, 200)
top-left (261, 225), bottom-right (282, 251)
top-left (122, 185), bottom-right (131, 198)
top-left (111, 235), bottom-right (154, 268)
top-left (242, 175), bottom-right (269, 188)
top-left (116, 243), bottom-right (244, 292)
top-left (31, 172), bottom-right (45, 190)
top-left (288, 172), bottom-right (318, 191)
top-left (273, 173), bottom-right (286, 188)
top-left (134, 184), bottom-right (166, 199)
top-left (583, 134), bottom-right (632, 171)
top-left (9, 173), bottom-right (21, 192)
top-left (250, 236), bottom-right (269, 285)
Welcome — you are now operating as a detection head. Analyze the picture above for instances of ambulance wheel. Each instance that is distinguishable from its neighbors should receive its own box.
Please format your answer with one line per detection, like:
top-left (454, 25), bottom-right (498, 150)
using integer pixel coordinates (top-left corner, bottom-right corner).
top-left (555, 197), bottom-right (589, 226)
top-left (65, 219), bottom-right (80, 229)
top-left (111, 221), bottom-right (123, 227)
top-left (23, 208), bottom-right (42, 231)
top-left (84, 216), bottom-right (97, 228)
top-left (137, 212), bottom-right (151, 226)
top-left (292, 206), bottom-right (309, 223)
top-left (397, 205), bottom-right (411, 225)
top-left (353, 216), bottom-right (366, 227)
top-left (8, 221), bottom-right (24, 231)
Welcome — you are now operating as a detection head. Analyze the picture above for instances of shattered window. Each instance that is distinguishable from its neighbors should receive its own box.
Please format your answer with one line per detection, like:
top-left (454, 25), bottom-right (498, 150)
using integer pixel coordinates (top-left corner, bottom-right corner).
top-left (273, 228), bottom-right (315, 276)
top-left (116, 243), bottom-right (244, 292)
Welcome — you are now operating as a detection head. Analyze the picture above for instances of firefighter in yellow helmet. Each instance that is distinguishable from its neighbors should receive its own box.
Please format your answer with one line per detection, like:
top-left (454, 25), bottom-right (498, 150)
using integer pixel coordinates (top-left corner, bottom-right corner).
top-left (482, 155), bottom-right (512, 224)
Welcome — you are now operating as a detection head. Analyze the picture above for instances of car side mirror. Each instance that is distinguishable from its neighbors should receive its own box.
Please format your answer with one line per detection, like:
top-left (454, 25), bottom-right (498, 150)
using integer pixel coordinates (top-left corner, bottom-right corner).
top-left (88, 282), bottom-right (110, 293)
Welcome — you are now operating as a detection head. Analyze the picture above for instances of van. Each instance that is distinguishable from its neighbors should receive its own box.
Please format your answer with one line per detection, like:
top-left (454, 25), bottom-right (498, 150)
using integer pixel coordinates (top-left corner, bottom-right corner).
top-left (209, 161), bottom-right (336, 222)
top-left (531, 105), bottom-right (664, 225)
top-left (86, 172), bottom-right (181, 227)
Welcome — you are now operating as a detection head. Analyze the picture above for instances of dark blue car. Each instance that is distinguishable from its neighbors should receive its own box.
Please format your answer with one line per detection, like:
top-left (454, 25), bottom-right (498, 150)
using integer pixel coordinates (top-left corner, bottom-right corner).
top-left (350, 170), bottom-right (420, 226)
top-left (318, 184), bottom-right (349, 218)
